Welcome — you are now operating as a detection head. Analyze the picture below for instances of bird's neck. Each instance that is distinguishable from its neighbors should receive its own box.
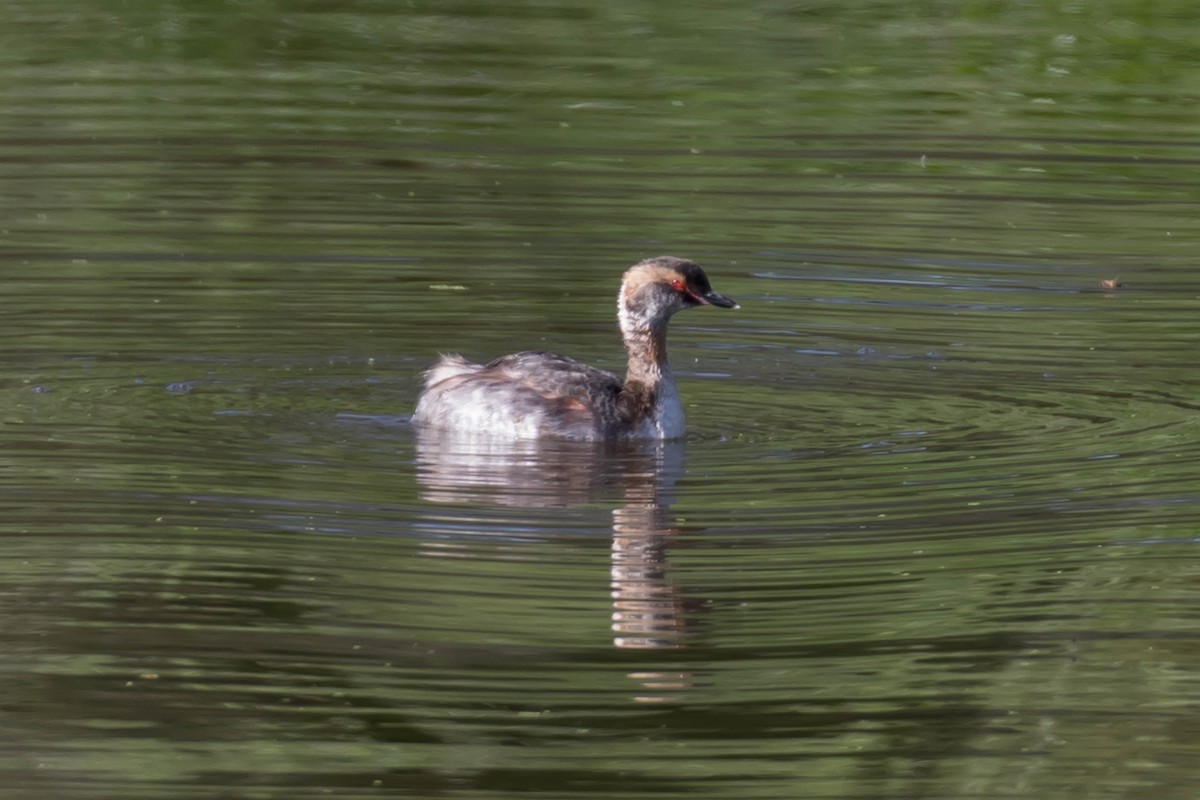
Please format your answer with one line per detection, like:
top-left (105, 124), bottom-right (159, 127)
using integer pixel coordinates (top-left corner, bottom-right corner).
top-left (620, 305), bottom-right (670, 388)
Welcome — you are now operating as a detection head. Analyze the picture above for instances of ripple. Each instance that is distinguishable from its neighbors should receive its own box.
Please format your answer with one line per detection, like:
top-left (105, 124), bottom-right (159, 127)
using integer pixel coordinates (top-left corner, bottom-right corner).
top-left (6, 2), bottom-right (1200, 796)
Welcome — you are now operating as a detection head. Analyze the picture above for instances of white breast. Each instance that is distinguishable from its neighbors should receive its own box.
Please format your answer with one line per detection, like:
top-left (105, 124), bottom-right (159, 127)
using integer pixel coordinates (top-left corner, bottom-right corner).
top-left (650, 376), bottom-right (687, 439)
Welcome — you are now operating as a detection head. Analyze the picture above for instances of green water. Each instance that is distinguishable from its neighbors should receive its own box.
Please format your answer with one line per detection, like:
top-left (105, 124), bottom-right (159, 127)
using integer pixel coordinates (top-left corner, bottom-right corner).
top-left (3, 2), bottom-right (1200, 798)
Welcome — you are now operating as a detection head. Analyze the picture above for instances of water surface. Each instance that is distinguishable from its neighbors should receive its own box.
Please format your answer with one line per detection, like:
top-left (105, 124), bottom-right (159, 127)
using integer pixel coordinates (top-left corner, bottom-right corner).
top-left (3, 2), bottom-right (1200, 798)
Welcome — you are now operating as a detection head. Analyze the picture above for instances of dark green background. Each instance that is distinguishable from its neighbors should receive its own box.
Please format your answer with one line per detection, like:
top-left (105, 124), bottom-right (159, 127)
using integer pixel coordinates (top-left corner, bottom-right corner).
top-left (3, 2), bottom-right (1199, 798)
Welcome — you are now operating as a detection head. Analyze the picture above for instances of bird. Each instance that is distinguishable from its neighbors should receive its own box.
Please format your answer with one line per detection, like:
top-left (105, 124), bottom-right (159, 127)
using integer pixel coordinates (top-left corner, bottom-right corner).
top-left (412, 256), bottom-right (737, 441)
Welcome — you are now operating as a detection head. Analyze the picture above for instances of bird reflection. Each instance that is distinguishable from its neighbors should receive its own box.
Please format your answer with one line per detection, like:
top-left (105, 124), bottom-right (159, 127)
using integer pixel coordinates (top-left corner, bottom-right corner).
top-left (610, 476), bottom-right (685, 651)
top-left (414, 429), bottom-right (695, 698)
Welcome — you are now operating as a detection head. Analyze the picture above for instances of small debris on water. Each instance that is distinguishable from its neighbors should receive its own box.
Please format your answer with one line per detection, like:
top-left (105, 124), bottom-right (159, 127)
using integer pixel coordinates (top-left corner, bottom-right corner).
top-left (1098, 278), bottom-right (1124, 290)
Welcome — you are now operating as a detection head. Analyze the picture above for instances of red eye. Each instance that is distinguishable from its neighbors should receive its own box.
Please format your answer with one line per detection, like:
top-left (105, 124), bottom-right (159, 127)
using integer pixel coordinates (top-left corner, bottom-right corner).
top-left (671, 279), bottom-right (685, 292)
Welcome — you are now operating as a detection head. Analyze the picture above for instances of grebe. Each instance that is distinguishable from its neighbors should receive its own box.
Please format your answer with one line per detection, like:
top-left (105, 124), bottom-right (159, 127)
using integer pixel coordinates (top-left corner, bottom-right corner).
top-left (412, 256), bottom-right (738, 441)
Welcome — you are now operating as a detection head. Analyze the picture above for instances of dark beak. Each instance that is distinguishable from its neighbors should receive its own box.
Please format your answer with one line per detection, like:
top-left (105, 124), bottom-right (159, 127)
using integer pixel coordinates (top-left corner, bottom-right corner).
top-left (700, 289), bottom-right (739, 309)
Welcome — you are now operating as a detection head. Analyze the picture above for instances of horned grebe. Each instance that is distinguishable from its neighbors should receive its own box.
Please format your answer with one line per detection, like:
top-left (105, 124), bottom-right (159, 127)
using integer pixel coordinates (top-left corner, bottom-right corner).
top-left (412, 256), bottom-right (737, 441)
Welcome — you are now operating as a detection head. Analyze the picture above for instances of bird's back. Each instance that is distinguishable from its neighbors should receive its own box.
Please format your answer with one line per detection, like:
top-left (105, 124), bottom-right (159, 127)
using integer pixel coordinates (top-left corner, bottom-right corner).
top-left (413, 351), bottom-right (624, 441)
